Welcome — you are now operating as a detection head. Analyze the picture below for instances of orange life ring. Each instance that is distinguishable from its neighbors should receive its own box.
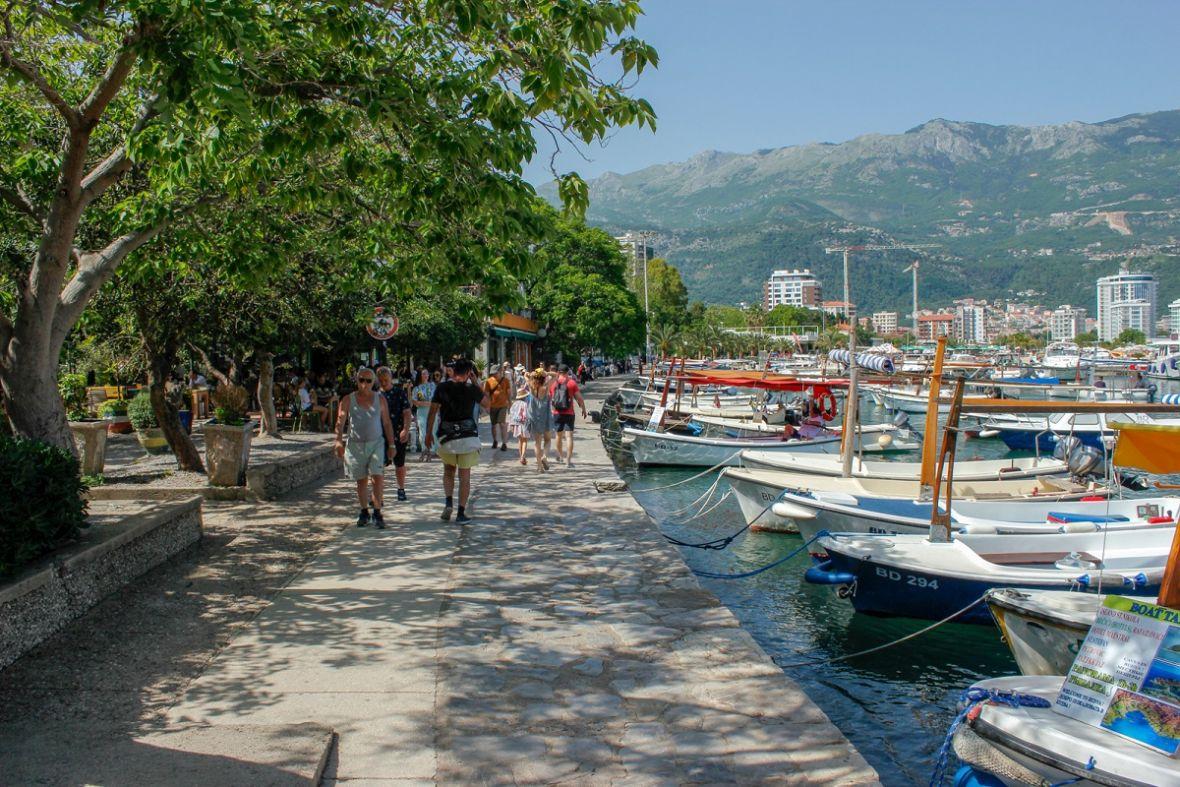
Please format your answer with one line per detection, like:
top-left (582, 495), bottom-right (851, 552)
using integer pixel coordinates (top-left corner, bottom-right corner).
top-left (815, 392), bottom-right (838, 422)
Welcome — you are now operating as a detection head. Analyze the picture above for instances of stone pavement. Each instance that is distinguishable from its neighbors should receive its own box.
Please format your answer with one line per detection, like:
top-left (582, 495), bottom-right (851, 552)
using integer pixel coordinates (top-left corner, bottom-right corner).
top-left (165, 377), bottom-right (877, 785)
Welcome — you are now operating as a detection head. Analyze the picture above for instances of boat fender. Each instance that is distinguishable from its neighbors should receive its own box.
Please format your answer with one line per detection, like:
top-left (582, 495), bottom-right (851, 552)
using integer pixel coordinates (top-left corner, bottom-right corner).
top-left (771, 501), bottom-right (817, 520)
top-left (876, 433), bottom-right (893, 449)
top-left (957, 525), bottom-right (998, 535)
top-left (1123, 572), bottom-right (1149, 589)
top-left (951, 765), bottom-right (1006, 787)
top-left (803, 560), bottom-right (857, 586)
top-left (1147, 515), bottom-right (1173, 524)
top-left (1055, 522), bottom-right (1102, 534)
top-left (1074, 574), bottom-right (1091, 588)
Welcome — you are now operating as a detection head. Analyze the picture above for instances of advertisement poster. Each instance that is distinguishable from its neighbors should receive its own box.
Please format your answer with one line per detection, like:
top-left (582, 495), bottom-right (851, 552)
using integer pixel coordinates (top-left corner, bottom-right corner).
top-left (1054, 596), bottom-right (1180, 755)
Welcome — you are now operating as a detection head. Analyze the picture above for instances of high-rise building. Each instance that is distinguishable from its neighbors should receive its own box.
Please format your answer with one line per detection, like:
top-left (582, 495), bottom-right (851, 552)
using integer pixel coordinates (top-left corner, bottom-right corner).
top-left (615, 232), bottom-right (654, 277)
top-left (1097, 266), bottom-right (1157, 341)
top-left (1168, 298), bottom-right (1180, 338)
top-left (871, 311), bottom-right (899, 334)
top-left (1049, 305), bottom-right (1087, 342)
top-left (763, 269), bottom-right (822, 310)
top-left (954, 304), bottom-right (988, 344)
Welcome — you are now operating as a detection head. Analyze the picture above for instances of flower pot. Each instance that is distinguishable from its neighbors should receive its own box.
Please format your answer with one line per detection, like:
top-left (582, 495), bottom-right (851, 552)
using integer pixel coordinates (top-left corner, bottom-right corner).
top-left (204, 421), bottom-right (254, 486)
top-left (69, 420), bottom-right (108, 475)
top-left (104, 415), bottom-right (132, 435)
top-left (135, 426), bottom-right (171, 455)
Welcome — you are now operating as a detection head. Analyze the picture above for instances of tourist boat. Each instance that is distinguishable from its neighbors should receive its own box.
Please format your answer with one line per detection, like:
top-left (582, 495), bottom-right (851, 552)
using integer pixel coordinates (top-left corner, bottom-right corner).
top-left (720, 466), bottom-right (1115, 535)
top-left (985, 588), bottom-right (1098, 676)
top-left (949, 675), bottom-right (1180, 787)
top-left (985, 410), bottom-right (1174, 452)
top-left (1040, 341), bottom-right (1082, 374)
top-left (1147, 352), bottom-right (1180, 381)
top-left (738, 451), bottom-right (1069, 481)
top-left (803, 527), bottom-right (1173, 624)
top-left (622, 425), bottom-right (917, 467)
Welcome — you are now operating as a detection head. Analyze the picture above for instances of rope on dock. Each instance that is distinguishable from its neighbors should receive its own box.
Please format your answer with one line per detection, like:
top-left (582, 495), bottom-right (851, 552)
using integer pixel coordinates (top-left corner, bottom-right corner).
top-left (661, 488), bottom-right (788, 551)
top-left (628, 451), bottom-right (742, 493)
top-left (692, 531), bottom-right (829, 578)
top-left (775, 595), bottom-right (988, 669)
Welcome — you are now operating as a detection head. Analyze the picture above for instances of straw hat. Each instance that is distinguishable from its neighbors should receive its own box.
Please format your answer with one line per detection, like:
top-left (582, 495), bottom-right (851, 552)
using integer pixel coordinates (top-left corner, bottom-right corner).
top-left (515, 388), bottom-right (530, 400)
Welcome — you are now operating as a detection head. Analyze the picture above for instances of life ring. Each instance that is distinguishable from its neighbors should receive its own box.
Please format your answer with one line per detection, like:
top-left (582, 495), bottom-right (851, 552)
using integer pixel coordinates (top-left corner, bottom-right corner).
top-left (815, 392), bottom-right (838, 422)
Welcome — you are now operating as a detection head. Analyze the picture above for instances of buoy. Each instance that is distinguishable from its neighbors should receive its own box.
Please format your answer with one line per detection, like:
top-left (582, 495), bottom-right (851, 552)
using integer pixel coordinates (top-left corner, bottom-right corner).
top-left (876, 433), bottom-right (894, 449)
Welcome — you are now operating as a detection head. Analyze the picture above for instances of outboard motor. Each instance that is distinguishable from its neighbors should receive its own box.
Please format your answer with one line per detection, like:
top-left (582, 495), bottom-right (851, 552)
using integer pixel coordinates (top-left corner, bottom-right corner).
top-left (1067, 443), bottom-right (1104, 480)
top-left (1053, 435), bottom-right (1082, 462)
top-left (891, 411), bottom-right (911, 429)
top-left (1118, 472), bottom-right (1151, 492)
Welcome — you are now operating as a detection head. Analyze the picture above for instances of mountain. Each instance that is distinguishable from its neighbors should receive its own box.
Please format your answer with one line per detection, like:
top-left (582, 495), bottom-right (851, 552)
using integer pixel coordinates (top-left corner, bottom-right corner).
top-left (540, 110), bottom-right (1180, 316)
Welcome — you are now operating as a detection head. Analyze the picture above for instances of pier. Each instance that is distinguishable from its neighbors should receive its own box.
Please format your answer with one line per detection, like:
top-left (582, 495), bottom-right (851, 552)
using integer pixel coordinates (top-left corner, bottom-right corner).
top-left (0, 378), bottom-right (876, 785)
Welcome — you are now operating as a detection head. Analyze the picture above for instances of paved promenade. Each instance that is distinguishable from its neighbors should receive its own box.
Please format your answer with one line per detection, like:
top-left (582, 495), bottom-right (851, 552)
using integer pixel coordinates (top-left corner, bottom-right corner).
top-left (166, 377), bottom-right (876, 785)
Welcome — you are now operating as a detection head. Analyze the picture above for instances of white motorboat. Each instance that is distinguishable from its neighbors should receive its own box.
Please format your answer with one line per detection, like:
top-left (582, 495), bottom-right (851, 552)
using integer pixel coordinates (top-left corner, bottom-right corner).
top-left (985, 588), bottom-right (1099, 676)
top-left (739, 451), bottom-right (1069, 481)
top-left (1041, 342), bottom-right (1082, 374)
top-left (720, 466), bottom-right (1113, 535)
top-left (622, 426), bottom-right (917, 467)
top-left (951, 675), bottom-right (1180, 786)
top-left (804, 528), bottom-right (1172, 624)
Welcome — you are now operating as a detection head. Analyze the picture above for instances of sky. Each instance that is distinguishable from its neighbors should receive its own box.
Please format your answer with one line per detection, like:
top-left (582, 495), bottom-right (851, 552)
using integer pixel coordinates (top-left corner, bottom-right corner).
top-left (524, 0), bottom-right (1180, 185)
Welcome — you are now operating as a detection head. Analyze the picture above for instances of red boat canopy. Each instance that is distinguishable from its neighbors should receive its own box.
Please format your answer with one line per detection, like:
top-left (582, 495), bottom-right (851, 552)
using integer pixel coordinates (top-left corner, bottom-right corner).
top-left (676, 369), bottom-right (846, 396)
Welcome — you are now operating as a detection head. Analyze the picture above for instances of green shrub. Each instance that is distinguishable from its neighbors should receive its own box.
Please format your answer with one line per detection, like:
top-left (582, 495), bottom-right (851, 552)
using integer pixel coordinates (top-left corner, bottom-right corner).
top-left (59, 372), bottom-right (89, 420)
top-left (127, 392), bottom-right (158, 430)
top-left (211, 384), bottom-right (249, 425)
top-left (99, 398), bottom-right (127, 418)
top-left (0, 436), bottom-right (89, 577)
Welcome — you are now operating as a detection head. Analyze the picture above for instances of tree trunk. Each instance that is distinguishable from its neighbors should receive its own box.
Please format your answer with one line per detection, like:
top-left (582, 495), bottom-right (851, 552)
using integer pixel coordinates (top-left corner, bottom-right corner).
top-left (1, 352), bottom-right (76, 456)
top-left (257, 350), bottom-right (279, 437)
top-left (148, 345), bottom-right (205, 473)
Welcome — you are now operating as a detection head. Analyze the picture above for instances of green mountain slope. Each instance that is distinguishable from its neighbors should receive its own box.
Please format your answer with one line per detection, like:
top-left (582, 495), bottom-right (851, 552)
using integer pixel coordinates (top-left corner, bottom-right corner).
top-left (541, 110), bottom-right (1180, 314)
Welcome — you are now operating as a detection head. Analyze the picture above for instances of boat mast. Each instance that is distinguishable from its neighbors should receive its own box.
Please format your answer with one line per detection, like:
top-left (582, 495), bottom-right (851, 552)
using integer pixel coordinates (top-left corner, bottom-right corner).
top-left (918, 336), bottom-right (948, 499)
top-left (928, 377), bottom-right (965, 543)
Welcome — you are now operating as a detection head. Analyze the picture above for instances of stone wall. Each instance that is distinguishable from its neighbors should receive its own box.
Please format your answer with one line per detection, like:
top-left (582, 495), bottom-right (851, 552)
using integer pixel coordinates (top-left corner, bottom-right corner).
top-left (0, 498), bottom-right (203, 671)
top-left (245, 445), bottom-right (341, 501)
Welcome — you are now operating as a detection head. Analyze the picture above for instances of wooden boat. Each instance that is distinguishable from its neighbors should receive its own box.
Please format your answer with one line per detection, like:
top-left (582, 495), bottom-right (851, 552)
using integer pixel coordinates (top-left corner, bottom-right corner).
top-left (739, 451), bottom-right (1069, 481)
top-left (985, 588), bottom-right (1098, 676)
top-left (623, 426), bottom-right (917, 467)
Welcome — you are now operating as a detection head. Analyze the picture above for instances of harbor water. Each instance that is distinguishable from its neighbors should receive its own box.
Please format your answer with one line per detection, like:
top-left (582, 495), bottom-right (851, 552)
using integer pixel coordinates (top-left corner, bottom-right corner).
top-left (610, 385), bottom-right (1180, 785)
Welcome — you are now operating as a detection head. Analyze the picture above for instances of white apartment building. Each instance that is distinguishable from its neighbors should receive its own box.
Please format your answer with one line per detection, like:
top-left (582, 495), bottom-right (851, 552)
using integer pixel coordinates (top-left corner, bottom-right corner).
top-left (1169, 298), bottom-right (1180, 338)
top-left (954, 304), bottom-right (988, 344)
top-left (1097, 266), bottom-right (1157, 341)
top-left (1049, 305), bottom-right (1087, 342)
top-left (871, 311), bottom-right (899, 334)
top-left (615, 232), bottom-right (654, 277)
top-left (762, 269), bottom-right (822, 310)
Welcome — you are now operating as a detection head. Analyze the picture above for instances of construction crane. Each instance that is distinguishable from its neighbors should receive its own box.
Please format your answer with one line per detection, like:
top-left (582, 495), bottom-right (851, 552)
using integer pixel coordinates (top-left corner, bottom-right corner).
top-left (823, 243), bottom-right (940, 320)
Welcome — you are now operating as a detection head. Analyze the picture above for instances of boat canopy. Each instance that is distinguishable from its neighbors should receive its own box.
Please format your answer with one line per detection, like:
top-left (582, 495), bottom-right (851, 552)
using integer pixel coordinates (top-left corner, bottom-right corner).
top-left (678, 369), bottom-right (843, 397)
top-left (1110, 422), bottom-right (1180, 474)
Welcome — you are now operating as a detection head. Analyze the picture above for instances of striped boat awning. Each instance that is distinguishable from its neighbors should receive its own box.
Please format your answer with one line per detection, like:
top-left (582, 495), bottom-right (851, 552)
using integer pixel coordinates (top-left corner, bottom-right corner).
top-left (490, 326), bottom-right (538, 341)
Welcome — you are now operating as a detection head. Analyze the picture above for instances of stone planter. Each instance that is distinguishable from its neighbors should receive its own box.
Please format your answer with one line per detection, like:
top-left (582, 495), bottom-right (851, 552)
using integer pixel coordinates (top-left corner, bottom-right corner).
top-left (68, 421), bottom-right (108, 475)
top-left (204, 421), bottom-right (254, 486)
top-left (104, 415), bottom-right (132, 435)
top-left (135, 426), bottom-right (171, 455)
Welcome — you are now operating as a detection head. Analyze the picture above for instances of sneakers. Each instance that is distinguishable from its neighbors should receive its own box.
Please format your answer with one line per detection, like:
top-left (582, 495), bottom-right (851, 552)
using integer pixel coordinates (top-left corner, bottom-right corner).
top-left (397, 488), bottom-right (407, 502)
top-left (440, 504), bottom-right (453, 521)
top-left (499, 444), bottom-right (507, 452)
top-left (356, 509), bottom-right (370, 528)
top-left (371, 508), bottom-right (386, 529)
top-left (491, 441), bottom-right (498, 449)
top-left (456, 510), bottom-right (471, 524)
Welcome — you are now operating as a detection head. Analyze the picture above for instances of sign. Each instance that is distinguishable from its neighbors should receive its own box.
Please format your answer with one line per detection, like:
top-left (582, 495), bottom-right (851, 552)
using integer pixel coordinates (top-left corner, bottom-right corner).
top-left (646, 405), bottom-right (666, 432)
top-left (367, 307), bottom-right (399, 341)
top-left (1054, 596), bottom-right (1180, 755)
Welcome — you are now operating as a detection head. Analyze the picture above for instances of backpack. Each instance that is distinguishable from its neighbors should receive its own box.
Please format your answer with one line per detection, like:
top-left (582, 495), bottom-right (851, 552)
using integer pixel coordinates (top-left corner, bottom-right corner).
top-left (552, 376), bottom-right (571, 410)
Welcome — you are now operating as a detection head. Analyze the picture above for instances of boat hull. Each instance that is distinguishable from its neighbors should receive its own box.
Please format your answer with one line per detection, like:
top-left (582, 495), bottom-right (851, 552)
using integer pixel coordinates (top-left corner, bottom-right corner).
top-left (986, 591), bottom-right (1094, 676)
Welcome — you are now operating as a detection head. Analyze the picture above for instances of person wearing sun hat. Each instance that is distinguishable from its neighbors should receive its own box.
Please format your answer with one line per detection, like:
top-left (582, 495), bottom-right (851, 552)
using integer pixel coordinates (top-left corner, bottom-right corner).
top-left (507, 384), bottom-right (531, 465)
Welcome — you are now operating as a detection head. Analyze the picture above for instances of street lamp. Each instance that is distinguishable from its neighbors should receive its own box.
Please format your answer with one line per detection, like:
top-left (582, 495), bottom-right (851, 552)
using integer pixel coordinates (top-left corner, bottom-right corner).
top-left (639, 231), bottom-right (657, 361)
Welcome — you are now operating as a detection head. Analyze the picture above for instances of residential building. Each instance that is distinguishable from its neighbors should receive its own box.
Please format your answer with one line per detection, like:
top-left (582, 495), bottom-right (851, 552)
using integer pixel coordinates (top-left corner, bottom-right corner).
top-left (871, 311), bottom-right (899, 334)
top-left (615, 232), bottom-right (655, 278)
top-left (917, 313), bottom-right (954, 341)
top-left (1097, 266), bottom-right (1157, 341)
top-left (763, 269), bottom-right (822, 310)
top-left (954, 304), bottom-right (988, 344)
top-left (1049, 305), bottom-right (1087, 342)
top-left (1169, 299), bottom-right (1180, 338)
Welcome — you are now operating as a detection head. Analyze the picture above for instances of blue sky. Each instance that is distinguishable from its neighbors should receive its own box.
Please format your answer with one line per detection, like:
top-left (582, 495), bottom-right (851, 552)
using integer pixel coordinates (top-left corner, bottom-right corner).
top-left (525, 0), bottom-right (1180, 184)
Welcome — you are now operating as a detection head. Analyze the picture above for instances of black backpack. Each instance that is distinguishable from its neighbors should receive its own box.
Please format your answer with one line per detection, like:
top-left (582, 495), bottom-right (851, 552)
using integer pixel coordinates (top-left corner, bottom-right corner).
top-left (552, 376), bottom-right (571, 409)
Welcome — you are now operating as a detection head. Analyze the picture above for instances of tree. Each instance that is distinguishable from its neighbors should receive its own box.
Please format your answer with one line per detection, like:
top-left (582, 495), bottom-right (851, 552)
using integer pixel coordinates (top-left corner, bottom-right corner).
top-left (1075, 329), bottom-right (1099, 344)
top-left (765, 305), bottom-right (822, 327)
top-left (0, 1), bottom-right (657, 452)
top-left (393, 292), bottom-right (489, 365)
top-left (635, 257), bottom-right (688, 329)
top-left (1115, 328), bottom-right (1147, 346)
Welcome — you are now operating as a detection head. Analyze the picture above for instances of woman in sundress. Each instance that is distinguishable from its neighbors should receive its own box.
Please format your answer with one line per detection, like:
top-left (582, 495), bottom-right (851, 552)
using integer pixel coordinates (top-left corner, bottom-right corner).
top-left (507, 385), bottom-right (530, 465)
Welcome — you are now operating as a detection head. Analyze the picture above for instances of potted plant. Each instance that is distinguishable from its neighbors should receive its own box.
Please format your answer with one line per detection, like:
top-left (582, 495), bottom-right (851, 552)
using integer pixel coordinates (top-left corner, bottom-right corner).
top-left (63, 371), bottom-right (108, 474)
top-left (204, 384), bottom-right (253, 486)
top-left (128, 392), bottom-right (170, 455)
top-left (98, 398), bottom-right (132, 434)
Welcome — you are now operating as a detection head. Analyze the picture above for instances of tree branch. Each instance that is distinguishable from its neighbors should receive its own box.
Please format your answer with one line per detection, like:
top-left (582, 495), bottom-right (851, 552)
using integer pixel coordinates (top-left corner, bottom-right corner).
top-left (0, 310), bottom-right (13, 368)
top-left (79, 97), bottom-right (162, 207)
top-left (0, 182), bottom-right (41, 224)
top-left (78, 28), bottom-right (146, 125)
top-left (0, 40), bottom-right (78, 127)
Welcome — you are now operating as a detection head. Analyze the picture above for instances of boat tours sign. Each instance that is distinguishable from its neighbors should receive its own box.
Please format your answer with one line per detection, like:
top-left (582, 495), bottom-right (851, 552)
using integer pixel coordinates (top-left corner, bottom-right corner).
top-left (1054, 596), bottom-right (1180, 755)
top-left (646, 405), bottom-right (666, 431)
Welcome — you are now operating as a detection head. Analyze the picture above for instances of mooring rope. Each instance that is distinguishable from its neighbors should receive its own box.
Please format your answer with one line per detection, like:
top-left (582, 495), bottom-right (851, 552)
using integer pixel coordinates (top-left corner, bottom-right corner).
top-left (628, 451), bottom-right (743, 493)
top-left (661, 487), bottom-right (790, 551)
top-left (692, 531), bottom-right (829, 578)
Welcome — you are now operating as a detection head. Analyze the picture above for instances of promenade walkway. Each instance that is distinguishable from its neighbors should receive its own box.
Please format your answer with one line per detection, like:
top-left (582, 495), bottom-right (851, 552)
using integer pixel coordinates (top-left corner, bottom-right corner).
top-left (168, 377), bottom-right (876, 784)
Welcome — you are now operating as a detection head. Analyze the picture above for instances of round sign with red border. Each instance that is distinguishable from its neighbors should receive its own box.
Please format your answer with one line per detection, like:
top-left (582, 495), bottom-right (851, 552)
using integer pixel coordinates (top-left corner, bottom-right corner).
top-left (367, 307), bottom-right (399, 341)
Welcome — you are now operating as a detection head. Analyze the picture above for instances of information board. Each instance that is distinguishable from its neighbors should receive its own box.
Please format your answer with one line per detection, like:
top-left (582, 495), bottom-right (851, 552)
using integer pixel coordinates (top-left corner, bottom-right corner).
top-left (1055, 596), bottom-right (1180, 755)
top-left (646, 405), bottom-right (666, 431)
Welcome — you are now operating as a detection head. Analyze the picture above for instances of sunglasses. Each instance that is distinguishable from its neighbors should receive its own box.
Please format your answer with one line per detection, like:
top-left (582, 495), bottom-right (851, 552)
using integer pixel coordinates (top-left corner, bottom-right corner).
top-left (357, 377), bottom-right (374, 384)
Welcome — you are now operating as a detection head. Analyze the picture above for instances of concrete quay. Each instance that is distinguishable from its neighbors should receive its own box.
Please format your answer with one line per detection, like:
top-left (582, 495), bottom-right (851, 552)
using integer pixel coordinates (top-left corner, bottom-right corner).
top-left (167, 377), bottom-right (877, 784)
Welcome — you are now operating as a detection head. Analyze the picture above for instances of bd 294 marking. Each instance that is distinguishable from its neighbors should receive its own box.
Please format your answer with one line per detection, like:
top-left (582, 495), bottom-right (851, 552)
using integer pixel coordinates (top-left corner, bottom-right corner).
top-left (875, 567), bottom-right (939, 589)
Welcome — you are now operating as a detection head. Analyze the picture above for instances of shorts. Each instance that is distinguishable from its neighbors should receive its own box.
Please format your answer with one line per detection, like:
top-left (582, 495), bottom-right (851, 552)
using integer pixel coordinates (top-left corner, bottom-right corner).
top-left (553, 413), bottom-right (576, 432)
top-left (490, 407), bottom-right (507, 425)
top-left (437, 435), bottom-right (481, 469)
top-left (345, 440), bottom-right (385, 480)
top-left (384, 440), bottom-right (407, 468)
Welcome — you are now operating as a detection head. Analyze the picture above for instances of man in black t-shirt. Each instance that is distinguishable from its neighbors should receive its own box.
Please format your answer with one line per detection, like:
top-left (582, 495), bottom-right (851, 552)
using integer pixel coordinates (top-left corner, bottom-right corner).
top-left (425, 358), bottom-right (489, 524)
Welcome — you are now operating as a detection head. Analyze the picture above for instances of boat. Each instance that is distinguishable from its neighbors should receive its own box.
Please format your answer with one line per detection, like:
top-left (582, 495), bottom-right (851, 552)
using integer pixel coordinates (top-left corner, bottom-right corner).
top-left (986, 410), bottom-right (1177, 452)
top-left (1041, 341), bottom-right (1082, 374)
top-left (804, 527), bottom-right (1172, 624)
top-left (720, 466), bottom-right (1116, 535)
top-left (622, 426), bottom-right (917, 467)
top-left (1146, 352), bottom-right (1180, 381)
top-left (738, 451), bottom-right (1069, 481)
top-left (985, 588), bottom-right (1098, 676)
top-left (950, 675), bottom-right (1180, 787)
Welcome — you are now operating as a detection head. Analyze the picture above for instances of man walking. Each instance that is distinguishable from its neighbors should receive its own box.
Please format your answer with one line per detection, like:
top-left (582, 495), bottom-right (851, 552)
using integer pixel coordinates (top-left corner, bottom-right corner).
top-left (483, 363), bottom-right (512, 451)
top-left (335, 368), bottom-right (397, 529)
top-left (425, 359), bottom-right (489, 524)
top-left (376, 366), bottom-right (412, 501)
top-left (549, 364), bottom-right (587, 467)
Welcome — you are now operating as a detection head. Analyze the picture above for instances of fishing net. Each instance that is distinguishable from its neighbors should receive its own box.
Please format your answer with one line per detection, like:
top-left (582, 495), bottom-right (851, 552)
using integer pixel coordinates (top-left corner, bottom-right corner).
top-left (952, 725), bottom-right (1044, 785)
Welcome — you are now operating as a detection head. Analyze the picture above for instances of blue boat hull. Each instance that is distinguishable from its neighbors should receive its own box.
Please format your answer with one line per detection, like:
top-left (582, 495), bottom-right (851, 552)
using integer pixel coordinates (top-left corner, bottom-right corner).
top-left (996, 428), bottom-right (1104, 453)
top-left (807, 551), bottom-right (1158, 625)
